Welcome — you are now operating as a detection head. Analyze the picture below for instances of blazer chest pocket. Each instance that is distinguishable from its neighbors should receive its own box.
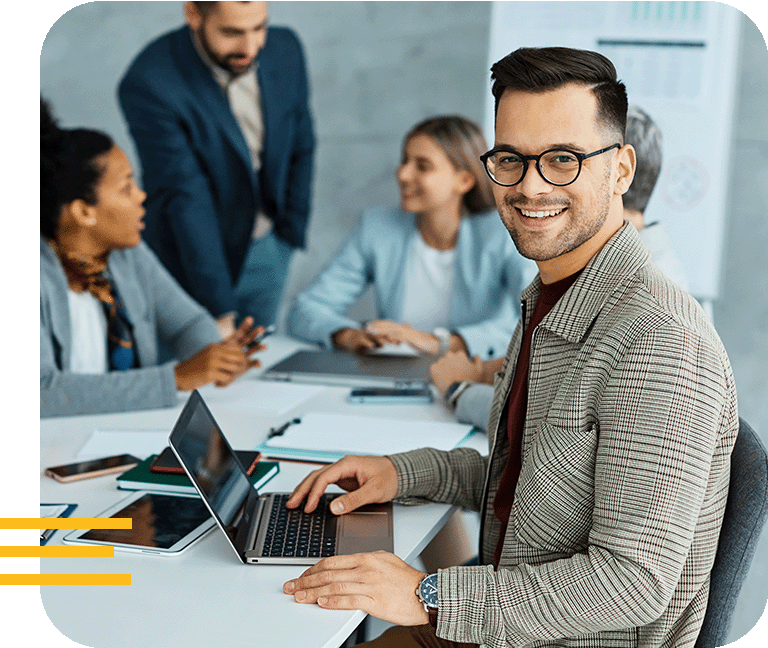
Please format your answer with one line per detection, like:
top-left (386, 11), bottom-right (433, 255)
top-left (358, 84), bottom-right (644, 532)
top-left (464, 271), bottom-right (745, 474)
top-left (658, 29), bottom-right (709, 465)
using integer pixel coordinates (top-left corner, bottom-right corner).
top-left (512, 421), bottom-right (597, 552)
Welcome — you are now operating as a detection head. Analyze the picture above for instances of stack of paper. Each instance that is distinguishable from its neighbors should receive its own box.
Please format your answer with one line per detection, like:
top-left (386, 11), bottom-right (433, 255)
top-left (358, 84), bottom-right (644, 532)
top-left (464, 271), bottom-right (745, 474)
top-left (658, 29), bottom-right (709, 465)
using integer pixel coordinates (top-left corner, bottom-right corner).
top-left (256, 412), bottom-right (477, 463)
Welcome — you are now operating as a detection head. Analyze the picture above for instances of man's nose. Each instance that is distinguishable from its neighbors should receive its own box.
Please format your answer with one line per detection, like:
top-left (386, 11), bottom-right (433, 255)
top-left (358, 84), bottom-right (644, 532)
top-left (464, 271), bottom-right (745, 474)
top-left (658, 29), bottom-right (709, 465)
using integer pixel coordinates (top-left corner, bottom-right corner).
top-left (515, 161), bottom-right (553, 198)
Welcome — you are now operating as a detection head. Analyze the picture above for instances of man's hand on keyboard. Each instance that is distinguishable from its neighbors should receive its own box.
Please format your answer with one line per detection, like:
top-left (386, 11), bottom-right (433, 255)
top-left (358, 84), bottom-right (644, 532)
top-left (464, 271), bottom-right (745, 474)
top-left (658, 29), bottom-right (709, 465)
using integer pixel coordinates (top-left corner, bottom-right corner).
top-left (286, 455), bottom-right (398, 516)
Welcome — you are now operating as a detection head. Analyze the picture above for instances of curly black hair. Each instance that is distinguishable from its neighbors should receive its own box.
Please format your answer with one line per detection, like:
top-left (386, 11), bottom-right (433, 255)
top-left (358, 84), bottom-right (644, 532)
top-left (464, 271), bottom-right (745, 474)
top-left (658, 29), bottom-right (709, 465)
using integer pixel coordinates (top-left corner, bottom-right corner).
top-left (40, 98), bottom-right (114, 239)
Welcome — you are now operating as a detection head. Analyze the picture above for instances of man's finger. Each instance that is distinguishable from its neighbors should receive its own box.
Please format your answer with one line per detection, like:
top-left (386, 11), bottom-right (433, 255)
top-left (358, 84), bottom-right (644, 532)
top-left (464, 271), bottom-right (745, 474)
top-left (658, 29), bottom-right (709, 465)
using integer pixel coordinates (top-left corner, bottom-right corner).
top-left (328, 479), bottom-right (382, 515)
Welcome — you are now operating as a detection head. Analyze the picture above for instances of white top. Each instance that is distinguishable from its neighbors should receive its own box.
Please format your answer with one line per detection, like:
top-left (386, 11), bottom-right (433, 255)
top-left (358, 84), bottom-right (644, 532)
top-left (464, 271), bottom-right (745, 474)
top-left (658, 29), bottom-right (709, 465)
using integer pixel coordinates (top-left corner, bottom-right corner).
top-left (67, 289), bottom-right (108, 374)
top-left (400, 234), bottom-right (456, 332)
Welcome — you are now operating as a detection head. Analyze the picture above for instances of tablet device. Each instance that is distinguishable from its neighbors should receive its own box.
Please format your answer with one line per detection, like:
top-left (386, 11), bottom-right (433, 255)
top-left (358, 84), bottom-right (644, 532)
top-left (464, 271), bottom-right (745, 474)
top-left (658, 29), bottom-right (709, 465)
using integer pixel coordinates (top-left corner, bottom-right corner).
top-left (63, 491), bottom-right (215, 556)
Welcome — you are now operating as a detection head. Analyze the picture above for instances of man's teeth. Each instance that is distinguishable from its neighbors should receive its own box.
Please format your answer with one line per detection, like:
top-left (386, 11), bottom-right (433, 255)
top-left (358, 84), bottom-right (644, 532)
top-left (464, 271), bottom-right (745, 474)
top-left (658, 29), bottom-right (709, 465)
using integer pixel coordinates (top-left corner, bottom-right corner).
top-left (520, 208), bottom-right (565, 218)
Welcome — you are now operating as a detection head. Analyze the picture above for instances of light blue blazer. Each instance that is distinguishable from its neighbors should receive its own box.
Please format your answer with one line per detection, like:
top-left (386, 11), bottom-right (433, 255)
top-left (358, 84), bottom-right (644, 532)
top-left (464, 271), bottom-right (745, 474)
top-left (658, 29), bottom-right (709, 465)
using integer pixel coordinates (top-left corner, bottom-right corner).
top-left (287, 207), bottom-right (536, 359)
top-left (40, 238), bottom-right (221, 417)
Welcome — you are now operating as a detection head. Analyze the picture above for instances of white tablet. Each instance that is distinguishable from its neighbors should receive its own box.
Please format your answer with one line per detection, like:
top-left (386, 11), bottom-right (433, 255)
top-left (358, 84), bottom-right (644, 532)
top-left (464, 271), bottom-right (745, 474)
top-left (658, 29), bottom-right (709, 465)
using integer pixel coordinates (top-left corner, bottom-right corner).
top-left (63, 491), bottom-right (215, 556)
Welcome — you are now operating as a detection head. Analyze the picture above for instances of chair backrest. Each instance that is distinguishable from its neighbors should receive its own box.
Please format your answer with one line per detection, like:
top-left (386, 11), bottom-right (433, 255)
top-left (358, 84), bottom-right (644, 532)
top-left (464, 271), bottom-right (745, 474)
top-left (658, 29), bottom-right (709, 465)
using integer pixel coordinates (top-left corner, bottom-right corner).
top-left (695, 418), bottom-right (768, 648)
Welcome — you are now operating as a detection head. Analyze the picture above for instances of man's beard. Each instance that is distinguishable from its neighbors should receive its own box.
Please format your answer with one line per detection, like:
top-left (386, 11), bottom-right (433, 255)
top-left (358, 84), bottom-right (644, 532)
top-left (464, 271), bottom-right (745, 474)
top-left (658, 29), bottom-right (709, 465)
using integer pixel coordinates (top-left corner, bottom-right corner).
top-left (198, 30), bottom-right (255, 76)
top-left (499, 190), bottom-right (611, 262)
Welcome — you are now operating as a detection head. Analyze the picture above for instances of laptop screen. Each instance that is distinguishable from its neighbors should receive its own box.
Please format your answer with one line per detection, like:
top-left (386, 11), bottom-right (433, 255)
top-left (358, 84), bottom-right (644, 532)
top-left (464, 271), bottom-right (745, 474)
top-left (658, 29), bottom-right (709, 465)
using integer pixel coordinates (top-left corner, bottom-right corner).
top-left (170, 392), bottom-right (252, 540)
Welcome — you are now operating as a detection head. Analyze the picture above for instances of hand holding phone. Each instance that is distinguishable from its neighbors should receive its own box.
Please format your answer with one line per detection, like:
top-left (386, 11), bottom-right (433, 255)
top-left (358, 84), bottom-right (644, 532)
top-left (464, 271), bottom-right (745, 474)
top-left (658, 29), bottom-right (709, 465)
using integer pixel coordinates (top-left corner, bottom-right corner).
top-left (247, 324), bottom-right (276, 350)
top-left (45, 454), bottom-right (141, 483)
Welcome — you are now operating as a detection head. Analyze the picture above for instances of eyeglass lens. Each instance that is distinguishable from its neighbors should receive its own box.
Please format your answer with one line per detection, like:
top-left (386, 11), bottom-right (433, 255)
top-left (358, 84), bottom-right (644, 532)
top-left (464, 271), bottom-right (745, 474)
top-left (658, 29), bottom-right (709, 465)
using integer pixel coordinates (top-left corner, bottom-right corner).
top-left (487, 150), bottom-right (581, 186)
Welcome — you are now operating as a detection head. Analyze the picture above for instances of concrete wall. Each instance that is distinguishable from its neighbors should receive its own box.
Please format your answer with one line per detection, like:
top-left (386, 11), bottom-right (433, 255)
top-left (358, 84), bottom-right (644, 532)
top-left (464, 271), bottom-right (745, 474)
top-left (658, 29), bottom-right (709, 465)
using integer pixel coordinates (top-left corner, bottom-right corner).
top-left (39, 1), bottom-right (768, 643)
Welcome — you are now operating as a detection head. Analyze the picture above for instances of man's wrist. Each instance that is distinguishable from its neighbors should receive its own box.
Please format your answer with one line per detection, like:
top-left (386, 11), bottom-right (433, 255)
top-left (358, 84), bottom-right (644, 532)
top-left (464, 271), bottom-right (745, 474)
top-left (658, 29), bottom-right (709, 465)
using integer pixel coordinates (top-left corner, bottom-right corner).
top-left (416, 572), bottom-right (439, 628)
top-left (444, 381), bottom-right (472, 411)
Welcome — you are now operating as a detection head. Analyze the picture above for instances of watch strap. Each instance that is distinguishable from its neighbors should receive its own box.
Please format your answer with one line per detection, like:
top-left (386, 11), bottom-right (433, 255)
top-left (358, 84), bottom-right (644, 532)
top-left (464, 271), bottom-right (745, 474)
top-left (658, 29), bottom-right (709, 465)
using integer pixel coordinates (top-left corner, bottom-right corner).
top-left (427, 606), bottom-right (438, 628)
top-left (445, 380), bottom-right (472, 411)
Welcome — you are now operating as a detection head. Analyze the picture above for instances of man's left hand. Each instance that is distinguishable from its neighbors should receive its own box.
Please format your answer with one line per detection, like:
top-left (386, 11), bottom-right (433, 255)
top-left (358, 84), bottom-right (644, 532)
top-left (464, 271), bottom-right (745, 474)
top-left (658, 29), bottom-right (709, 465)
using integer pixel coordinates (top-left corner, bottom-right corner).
top-left (283, 551), bottom-right (429, 626)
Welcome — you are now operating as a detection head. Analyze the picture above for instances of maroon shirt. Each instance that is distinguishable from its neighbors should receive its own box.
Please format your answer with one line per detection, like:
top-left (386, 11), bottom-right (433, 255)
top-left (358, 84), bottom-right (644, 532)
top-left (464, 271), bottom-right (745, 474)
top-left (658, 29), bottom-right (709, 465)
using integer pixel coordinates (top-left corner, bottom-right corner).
top-left (493, 271), bottom-right (581, 567)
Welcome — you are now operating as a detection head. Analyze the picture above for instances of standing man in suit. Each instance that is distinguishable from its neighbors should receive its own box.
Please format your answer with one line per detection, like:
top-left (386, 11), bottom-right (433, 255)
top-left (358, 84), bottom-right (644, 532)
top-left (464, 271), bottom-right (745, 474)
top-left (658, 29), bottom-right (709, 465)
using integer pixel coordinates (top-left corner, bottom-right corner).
top-left (119, 2), bottom-right (314, 336)
top-left (281, 48), bottom-right (738, 648)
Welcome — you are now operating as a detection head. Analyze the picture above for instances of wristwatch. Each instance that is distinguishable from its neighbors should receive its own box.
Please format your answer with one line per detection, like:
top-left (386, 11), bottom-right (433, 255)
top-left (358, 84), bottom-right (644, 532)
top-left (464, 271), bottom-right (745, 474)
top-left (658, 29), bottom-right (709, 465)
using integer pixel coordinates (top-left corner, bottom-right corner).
top-left (433, 327), bottom-right (451, 356)
top-left (444, 380), bottom-right (471, 411)
top-left (416, 572), bottom-right (439, 628)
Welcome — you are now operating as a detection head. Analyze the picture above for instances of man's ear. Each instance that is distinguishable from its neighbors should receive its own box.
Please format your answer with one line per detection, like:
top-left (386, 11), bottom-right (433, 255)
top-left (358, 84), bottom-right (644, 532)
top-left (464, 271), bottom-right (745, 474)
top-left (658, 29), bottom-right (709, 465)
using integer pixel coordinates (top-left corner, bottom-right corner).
top-left (615, 144), bottom-right (636, 196)
top-left (184, 2), bottom-right (203, 31)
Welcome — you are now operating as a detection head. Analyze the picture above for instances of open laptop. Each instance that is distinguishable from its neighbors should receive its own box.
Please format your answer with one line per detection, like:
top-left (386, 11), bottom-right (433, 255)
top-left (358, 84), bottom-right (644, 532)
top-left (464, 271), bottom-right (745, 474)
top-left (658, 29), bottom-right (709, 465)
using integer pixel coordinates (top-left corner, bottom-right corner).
top-left (262, 349), bottom-right (432, 388)
top-left (169, 390), bottom-right (394, 565)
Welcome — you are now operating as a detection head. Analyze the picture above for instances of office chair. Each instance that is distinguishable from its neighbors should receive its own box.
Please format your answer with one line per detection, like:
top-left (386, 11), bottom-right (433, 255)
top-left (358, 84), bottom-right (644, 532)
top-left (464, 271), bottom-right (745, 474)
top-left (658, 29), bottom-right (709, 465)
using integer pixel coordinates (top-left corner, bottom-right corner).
top-left (695, 418), bottom-right (768, 648)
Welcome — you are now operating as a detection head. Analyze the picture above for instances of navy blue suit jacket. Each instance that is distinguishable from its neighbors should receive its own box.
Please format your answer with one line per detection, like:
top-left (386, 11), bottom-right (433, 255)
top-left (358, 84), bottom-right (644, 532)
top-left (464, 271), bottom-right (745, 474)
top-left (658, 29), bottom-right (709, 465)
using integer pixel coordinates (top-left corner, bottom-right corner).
top-left (119, 26), bottom-right (314, 317)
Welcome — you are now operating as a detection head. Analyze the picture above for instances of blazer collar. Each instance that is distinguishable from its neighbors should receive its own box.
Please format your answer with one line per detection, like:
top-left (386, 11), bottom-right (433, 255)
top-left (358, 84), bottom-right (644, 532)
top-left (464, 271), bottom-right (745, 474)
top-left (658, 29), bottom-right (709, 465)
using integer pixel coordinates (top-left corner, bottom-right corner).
top-left (521, 222), bottom-right (652, 344)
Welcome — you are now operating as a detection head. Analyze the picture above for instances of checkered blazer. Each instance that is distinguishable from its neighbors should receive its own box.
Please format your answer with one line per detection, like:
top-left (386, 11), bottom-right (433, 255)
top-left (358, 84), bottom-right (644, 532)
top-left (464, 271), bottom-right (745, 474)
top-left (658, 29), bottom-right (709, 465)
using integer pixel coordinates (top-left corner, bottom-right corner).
top-left (389, 223), bottom-right (738, 647)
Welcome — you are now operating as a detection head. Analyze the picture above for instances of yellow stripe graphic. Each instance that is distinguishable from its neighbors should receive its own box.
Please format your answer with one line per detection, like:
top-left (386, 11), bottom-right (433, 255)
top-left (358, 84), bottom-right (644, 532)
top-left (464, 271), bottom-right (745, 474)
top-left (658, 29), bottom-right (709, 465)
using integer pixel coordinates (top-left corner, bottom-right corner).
top-left (0, 574), bottom-right (131, 586)
top-left (0, 546), bottom-right (115, 557)
top-left (0, 518), bottom-right (131, 529)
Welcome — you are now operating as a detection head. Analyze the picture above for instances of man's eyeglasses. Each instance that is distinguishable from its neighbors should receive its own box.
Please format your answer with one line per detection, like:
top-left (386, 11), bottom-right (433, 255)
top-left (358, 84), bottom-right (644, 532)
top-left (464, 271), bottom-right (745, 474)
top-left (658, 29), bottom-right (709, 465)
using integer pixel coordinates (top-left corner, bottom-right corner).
top-left (480, 143), bottom-right (621, 187)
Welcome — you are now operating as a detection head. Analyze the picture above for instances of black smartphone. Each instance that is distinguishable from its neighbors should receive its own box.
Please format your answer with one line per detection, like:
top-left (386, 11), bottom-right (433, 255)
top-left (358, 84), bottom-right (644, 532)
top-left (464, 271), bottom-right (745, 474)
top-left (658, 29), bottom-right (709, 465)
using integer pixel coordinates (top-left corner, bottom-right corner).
top-left (347, 386), bottom-right (434, 404)
top-left (44, 454), bottom-right (141, 483)
top-left (247, 324), bottom-right (276, 350)
top-left (150, 447), bottom-right (262, 476)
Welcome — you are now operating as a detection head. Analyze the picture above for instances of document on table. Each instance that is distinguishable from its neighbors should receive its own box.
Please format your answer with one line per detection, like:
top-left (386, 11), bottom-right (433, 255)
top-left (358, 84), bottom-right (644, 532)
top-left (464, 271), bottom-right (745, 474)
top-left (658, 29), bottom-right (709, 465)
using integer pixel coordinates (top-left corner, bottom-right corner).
top-left (76, 430), bottom-right (169, 460)
top-left (197, 379), bottom-right (325, 416)
top-left (256, 411), bottom-right (477, 463)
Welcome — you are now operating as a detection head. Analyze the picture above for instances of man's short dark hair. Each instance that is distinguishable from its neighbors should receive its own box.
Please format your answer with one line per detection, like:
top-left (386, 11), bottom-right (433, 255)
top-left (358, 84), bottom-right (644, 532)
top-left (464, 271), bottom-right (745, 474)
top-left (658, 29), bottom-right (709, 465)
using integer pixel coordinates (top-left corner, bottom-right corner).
top-left (192, 1), bottom-right (254, 16)
top-left (623, 105), bottom-right (662, 214)
top-left (191, 1), bottom-right (217, 15)
top-left (490, 47), bottom-right (628, 143)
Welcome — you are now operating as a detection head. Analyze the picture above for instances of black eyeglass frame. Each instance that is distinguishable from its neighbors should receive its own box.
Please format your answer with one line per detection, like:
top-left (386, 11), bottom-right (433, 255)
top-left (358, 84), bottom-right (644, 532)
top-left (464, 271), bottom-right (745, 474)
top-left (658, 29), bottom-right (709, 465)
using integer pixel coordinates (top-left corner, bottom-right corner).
top-left (480, 143), bottom-right (622, 187)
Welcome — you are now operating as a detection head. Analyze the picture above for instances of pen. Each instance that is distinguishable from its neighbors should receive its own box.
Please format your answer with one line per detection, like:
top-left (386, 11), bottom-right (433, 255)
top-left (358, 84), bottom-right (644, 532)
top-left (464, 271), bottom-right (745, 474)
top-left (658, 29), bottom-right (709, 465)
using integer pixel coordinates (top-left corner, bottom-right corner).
top-left (40, 528), bottom-right (55, 543)
top-left (267, 417), bottom-right (301, 439)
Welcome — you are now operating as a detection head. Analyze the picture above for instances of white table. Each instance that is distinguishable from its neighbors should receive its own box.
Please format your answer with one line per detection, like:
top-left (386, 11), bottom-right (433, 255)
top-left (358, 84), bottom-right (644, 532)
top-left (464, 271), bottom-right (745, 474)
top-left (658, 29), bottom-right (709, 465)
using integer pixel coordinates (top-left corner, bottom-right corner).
top-left (40, 336), bottom-right (485, 648)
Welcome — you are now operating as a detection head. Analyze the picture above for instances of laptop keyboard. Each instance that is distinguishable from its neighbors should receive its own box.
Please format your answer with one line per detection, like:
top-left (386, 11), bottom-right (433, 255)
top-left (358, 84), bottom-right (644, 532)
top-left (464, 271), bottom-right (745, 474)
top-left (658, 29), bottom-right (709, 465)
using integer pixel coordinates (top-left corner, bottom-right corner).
top-left (262, 493), bottom-right (337, 559)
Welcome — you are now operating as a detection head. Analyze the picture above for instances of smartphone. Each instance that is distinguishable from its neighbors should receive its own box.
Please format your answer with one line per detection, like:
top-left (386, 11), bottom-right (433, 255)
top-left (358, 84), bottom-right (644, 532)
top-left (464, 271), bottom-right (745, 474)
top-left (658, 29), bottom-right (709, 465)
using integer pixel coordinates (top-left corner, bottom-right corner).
top-left (247, 324), bottom-right (276, 350)
top-left (347, 386), bottom-right (434, 404)
top-left (150, 447), bottom-right (262, 476)
top-left (45, 454), bottom-right (141, 483)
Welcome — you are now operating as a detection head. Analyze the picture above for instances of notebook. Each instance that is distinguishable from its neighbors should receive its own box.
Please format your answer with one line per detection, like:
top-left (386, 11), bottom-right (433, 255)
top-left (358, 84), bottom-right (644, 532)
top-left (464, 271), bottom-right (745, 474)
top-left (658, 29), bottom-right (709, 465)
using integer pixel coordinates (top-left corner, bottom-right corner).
top-left (168, 390), bottom-right (394, 565)
top-left (261, 349), bottom-right (433, 388)
top-left (256, 412), bottom-right (477, 464)
top-left (116, 453), bottom-right (279, 495)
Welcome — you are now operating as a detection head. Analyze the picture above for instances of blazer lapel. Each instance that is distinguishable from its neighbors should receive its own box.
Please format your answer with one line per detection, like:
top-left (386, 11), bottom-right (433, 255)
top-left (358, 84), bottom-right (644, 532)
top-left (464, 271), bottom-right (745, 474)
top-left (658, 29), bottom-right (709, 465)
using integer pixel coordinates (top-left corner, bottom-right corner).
top-left (175, 28), bottom-right (257, 196)
top-left (41, 240), bottom-right (72, 367)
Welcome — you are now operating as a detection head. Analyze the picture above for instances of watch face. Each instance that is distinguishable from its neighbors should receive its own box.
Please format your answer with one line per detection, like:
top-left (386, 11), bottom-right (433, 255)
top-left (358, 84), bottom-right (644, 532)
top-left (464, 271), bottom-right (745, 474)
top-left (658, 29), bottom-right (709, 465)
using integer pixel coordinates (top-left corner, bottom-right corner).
top-left (419, 573), bottom-right (439, 608)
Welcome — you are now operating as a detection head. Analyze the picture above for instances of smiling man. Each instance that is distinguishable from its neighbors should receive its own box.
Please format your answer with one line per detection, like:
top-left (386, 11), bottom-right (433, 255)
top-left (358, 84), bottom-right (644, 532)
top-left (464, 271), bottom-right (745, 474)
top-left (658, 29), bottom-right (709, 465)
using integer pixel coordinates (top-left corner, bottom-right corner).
top-left (283, 48), bottom-right (738, 648)
top-left (119, 1), bottom-right (314, 334)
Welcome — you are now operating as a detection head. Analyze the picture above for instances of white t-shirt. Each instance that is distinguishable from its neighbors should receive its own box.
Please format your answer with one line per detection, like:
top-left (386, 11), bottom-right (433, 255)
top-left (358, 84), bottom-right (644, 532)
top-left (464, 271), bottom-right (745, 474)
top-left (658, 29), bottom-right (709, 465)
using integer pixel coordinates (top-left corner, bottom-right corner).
top-left (67, 289), bottom-right (108, 374)
top-left (400, 234), bottom-right (456, 332)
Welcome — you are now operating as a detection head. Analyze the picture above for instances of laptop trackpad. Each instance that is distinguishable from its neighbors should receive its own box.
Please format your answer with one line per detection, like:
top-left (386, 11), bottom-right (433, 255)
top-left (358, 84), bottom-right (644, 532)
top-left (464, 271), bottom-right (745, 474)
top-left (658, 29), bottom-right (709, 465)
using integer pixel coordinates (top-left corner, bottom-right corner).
top-left (337, 507), bottom-right (394, 554)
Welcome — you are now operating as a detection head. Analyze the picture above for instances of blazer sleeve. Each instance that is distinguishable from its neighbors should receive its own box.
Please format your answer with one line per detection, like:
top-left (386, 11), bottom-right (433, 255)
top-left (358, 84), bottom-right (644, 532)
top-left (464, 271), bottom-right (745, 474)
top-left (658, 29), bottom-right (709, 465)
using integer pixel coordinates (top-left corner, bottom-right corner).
top-left (431, 327), bottom-right (738, 646)
top-left (39, 246), bottom-right (220, 418)
top-left (40, 324), bottom-right (179, 418)
top-left (286, 220), bottom-right (373, 347)
top-left (387, 446), bottom-right (488, 513)
top-left (454, 383), bottom-right (495, 432)
top-left (118, 72), bottom-right (237, 317)
top-left (454, 252), bottom-right (537, 360)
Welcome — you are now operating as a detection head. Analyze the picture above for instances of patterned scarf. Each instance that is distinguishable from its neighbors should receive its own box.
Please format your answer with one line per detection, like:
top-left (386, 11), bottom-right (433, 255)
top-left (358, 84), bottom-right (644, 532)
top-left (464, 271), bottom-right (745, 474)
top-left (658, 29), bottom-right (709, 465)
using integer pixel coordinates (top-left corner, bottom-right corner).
top-left (49, 240), bottom-right (137, 371)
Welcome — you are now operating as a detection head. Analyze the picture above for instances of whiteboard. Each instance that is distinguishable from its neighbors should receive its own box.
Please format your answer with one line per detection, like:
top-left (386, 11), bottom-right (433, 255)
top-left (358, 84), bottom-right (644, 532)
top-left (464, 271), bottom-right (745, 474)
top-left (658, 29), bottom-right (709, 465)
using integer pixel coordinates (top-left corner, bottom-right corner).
top-left (485, 1), bottom-right (742, 302)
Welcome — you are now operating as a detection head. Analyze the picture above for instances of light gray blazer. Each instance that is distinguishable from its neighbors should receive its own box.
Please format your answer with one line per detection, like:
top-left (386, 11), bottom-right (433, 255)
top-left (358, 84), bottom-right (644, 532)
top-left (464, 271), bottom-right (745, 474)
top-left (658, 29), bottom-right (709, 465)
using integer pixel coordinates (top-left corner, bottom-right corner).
top-left (388, 223), bottom-right (738, 647)
top-left (40, 238), bottom-right (220, 417)
top-left (286, 207), bottom-right (536, 360)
